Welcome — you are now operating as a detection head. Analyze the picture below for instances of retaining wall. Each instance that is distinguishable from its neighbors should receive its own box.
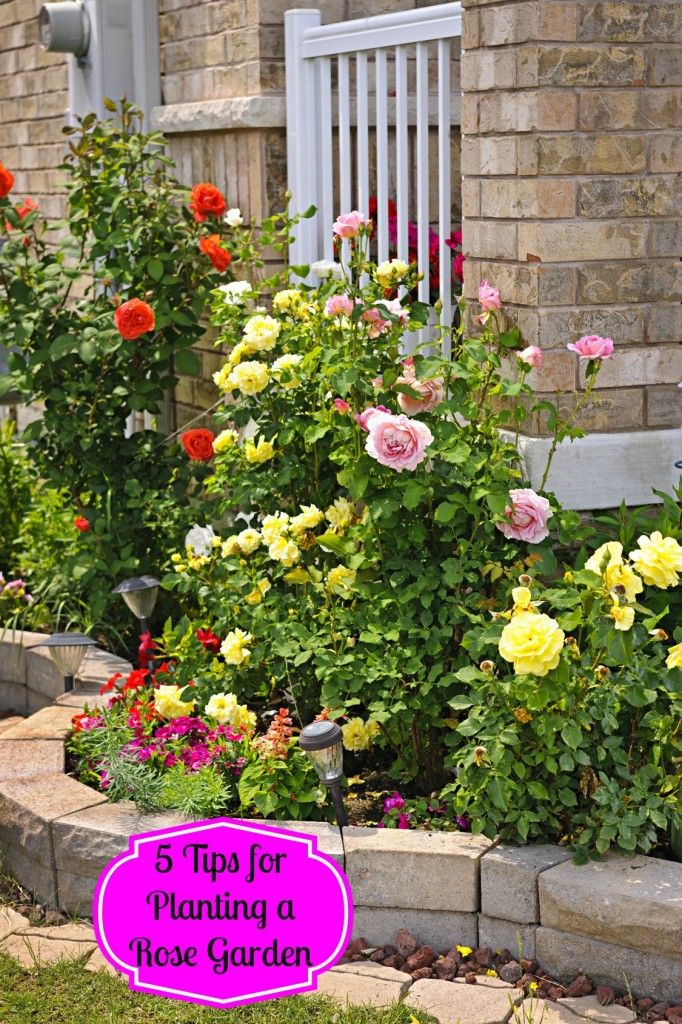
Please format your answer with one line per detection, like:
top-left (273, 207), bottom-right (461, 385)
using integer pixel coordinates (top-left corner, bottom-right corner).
top-left (0, 630), bottom-right (680, 1001)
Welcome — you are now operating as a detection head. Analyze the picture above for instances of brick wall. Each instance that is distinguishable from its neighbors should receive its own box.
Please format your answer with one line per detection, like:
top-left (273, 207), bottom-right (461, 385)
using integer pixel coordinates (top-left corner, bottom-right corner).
top-left (461, 0), bottom-right (682, 437)
top-left (0, 0), bottom-right (69, 220)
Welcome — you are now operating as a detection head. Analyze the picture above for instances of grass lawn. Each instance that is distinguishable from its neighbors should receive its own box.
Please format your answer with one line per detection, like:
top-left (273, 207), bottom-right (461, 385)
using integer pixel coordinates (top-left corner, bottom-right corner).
top-left (0, 953), bottom-right (427, 1024)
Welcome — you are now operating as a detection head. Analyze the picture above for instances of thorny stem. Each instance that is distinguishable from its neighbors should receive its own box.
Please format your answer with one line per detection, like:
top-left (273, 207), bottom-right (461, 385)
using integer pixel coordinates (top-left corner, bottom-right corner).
top-left (540, 368), bottom-right (601, 492)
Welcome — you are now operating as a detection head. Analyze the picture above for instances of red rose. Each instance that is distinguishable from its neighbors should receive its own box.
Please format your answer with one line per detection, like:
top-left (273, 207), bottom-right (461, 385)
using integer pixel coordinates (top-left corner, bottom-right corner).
top-left (74, 516), bottom-right (90, 532)
top-left (190, 183), bottom-right (226, 222)
top-left (16, 197), bottom-right (38, 219)
top-left (196, 627), bottom-right (221, 654)
top-left (453, 251), bottom-right (465, 283)
top-left (199, 234), bottom-right (232, 272)
top-left (181, 428), bottom-right (215, 462)
top-left (0, 163), bottom-right (14, 198)
top-left (114, 298), bottom-right (155, 340)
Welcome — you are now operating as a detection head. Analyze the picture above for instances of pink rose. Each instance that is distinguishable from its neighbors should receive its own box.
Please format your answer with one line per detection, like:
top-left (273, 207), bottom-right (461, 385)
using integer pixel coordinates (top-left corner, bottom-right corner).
top-left (396, 358), bottom-right (445, 416)
top-left (355, 405), bottom-right (390, 432)
top-left (496, 488), bottom-right (553, 544)
top-left (378, 298), bottom-right (409, 326)
top-left (478, 280), bottom-right (501, 312)
top-left (362, 307), bottom-right (391, 338)
top-left (365, 411), bottom-right (434, 472)
top-left (519, 346), bottom-right (543, 369)
top-left (332, 210), bottom-right (371, 239)
top-left (567, 335), bottom-right (614, 360)
top-left (333, 398), bottom-right (351, 414)
top-left (325, 294), bottom-right (354, 317)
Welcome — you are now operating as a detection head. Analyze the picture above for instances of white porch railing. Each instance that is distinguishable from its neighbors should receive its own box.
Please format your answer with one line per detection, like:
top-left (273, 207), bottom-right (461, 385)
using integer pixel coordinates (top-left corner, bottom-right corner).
top-left (285, 3), bottom-right (462, 329)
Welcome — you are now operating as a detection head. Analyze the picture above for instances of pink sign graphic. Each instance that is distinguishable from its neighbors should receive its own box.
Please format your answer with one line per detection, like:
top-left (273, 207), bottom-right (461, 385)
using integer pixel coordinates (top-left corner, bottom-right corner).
top-left (93, 817), bottom-right (353, 1008)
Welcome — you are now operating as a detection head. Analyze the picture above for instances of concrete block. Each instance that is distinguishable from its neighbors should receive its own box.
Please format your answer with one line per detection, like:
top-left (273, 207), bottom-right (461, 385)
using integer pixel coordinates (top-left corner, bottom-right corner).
top-left (535, 927), bottom-right (682, 1003)
top-left (539, 854), bottom-right (682, 959)
top-left (0, 705), bottom-right (76, 741)
top-left (478, 914), bottom-right (538, 958)
top-left (352, 905), bottom-right (478, 951)
top-left (313, 965), bottom-right (409, 1006)
top-left (481, 844), bottom-right (571, 924)
top-left (1, 842), bottom-right (58, 906)
top-left (0, 682), bottom-right (27, 715)
top-left (346, 830), bottom-right (492, 912)
top-left (0, 739), bottom-right (63, 779)
top-left (406, 978), bottom-right (523, 1024)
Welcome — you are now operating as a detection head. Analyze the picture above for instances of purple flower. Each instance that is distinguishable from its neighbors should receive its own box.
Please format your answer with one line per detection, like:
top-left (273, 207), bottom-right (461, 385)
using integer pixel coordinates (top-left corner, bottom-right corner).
top-left (164, 752), bottom-right (179, 768)
top-left (99, 771), bottom-right (112, 790)
top-left (383, 791), bottom-right (406, 813)
top-left (455, 815), bottom-right (470, 831)
top-left (397, 813), bottom-right (411, 829)
top-left (180, 745), bottom-right (213, 770)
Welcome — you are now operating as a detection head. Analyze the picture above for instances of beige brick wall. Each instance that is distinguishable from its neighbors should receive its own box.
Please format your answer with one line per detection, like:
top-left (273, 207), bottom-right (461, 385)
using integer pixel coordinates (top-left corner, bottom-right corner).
top-left (0, 0), bottom-right (69, 220)
top-left (461, 0), bottom-right (682, 435)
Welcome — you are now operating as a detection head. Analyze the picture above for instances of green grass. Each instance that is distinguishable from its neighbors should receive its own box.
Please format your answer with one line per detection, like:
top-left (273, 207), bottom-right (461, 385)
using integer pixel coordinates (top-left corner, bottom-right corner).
top-left (0, 953), bottom-right (427, 1024)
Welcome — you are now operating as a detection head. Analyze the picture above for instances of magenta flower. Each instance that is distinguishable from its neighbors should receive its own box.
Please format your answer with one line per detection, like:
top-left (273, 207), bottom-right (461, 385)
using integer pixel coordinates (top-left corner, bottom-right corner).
top-left (496, 488), bottom-right (553, 544)
top-left (567, 335), bottom-right (614, 360)
top-left (397, 813), bottom-right (411, 829)
top-left (383, 791), bottom-right (406, 813)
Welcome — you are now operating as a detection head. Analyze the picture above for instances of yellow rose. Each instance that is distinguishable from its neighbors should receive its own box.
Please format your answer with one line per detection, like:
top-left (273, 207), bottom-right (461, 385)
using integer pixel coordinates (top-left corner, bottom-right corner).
top-left (261, 512), bottom-right (290, 545)
top-left (205, 692), bottom-right (239, 723)
top-left (342, 718), bottom-right (380, 752)
top-left (245, 579), bottom-right (271, 605)
top-left (629, 532), bottom-right (682, 589)
top-left (212, 364), bottom-right (233, 392)
top-left (498, 611), bottom-right (565, 677)
top-left (290, 504), bottom-right (324, 534)
top-left (511, 586), bottom-right (536, 616)
top-left (232, 704), bottom-right (257, 733)
top-left (227, 360), bottom-right (270, 396)
top-left (236, 528), bottom-right (261, 554)
top-left (325, 496), bottom-right (354, 532)
top-left (666, 642), bottom-right (682, 670)
top-left (585, 541), bottom-right (643, 603)
top-left (213, 429), bottom-right (239, 454)
top-left (227, 340), bottom-right (257, 368)
top-left (610, 602), bottom-right (635, 631)
top-left (154, 684), bottom-right (195, 719)
top-left (242, 314), bottom-right (280, 351)
top-left (326, 566), bottom-right (356, 594)
top-left (374, 258), bottom-right (409, 289)
top-left (220, 628), bottom-right (253, 665)
top-left (221, 536), bottom-right (241, 557)
top-left (272, 289), bottom-right (312, 319)
top-left (272, 353), bottom-right (303, 389)
top-left (268, 536), bottom-right (300, 567)
top-left (244, 437), bottom-right (275, 464)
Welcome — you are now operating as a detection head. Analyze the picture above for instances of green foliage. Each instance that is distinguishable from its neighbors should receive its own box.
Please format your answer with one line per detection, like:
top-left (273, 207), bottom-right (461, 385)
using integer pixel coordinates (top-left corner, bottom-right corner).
top-left (0, 420), bottom-right (33, 571)
top-left (237, 748), bottom-right (325, 821)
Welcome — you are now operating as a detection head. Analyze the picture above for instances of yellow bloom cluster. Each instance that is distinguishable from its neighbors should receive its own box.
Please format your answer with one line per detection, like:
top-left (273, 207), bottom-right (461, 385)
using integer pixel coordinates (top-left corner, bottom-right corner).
top-left (666, 642), bottom-right (682, 670)
top-left (629, 531), bottom-right (682, 589)
top-left (326, 566), bottom-right (356, 594)
top-left (268, 535), bottom-right (301, 567)
top-left (510, 586), bottom-right (536, 616)
top-left (243, 313), bottom-right (280, 351)
top-left (244, 437), bottom-right (275, 464)
top-left (325, 496), bottom-right (355, 532)
top-left (213, 428), bottom-right (239, 454)
top-left (374, 259), bottom-right (409, 290)
top-left (271, 353), bottom-right (303, 389)
top-left (272, 289), bottom-right (314, 320)
top-left (498, 611), bottom-right (565, 677)
top-left (245, 579), bottom-right (271, 605)
top-left (585, 542), bottom-right (643, 603)
top-left (227, 360), bottom-right (270, 396)
top-left (205, 692), bottom-right (256, 732)
top-left (261, 512), bottom-right (290, 545)
top-left (290, 504), bottom-right (324, 534)
top-left (155, 684), bottom-right (195, 719)
top-left (610, 601), bottom-right (635, 631)
top-left (220, 628), bottom-right (253, 666)
top-left (342, 717), bottom-right (380, 752)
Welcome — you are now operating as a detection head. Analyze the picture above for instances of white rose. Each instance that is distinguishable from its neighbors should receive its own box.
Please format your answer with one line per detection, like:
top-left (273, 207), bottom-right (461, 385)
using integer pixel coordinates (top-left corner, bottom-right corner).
top-left (185, 524), bottom-right (216, 558)
top-left (224, 207), bottom-right (243, 227)
top-left (311, 259), bottom-right (343, 280)
top-left (218, 280), bottom-right (251, 305)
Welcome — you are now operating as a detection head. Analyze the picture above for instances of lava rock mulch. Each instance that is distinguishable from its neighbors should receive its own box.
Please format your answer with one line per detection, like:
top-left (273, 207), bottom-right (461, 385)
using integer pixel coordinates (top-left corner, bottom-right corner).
top-left (341, 932), bottom-right (682, 1023)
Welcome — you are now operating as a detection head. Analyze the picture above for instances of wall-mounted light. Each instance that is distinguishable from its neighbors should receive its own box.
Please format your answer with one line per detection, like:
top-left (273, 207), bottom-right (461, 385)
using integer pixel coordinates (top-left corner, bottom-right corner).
top-left (38, 2), bottom-right (90, 58)
top-left (299, 720), bottom-right (347, 830)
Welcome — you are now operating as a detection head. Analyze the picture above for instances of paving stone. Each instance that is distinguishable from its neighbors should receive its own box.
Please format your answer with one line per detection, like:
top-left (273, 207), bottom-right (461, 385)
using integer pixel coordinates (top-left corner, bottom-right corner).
top-left (346, 830), bottom-right (492, 912)
top-left (406, 977), bottom-right (523, 1024)
top-left (539, 854), bottom-right (682, 958)
top-left (84, 947), bottom-right (120, 976)
top-left (519, 1000), bottom-right (579, 1024)
top-left (535, 927), bottom-right (682, 1003)
top-left (333, 961), bottom-right (413, 984)
top-left (0, 906), bottom-right (30, 941)
top-left (18, 922), bottom-right (95, 943)
top-left (0, 716), bottom-right (25, 734)
top-left (0, 739), bottom-right (63, 779)
top-left (312, 966), bottom-right (411, 1005)
top-left (481, 844), bottom-right (571, 924)
top-left (0, 705), bottom-right (77, 740)
top-left (453, 976), bottom-right (513, 990)
top-left (0, 931), bottom-right (96, 970)
top-left (557, 995), bottom-right (636, 1023)
top-left (352, 905), bottom-right (478, 951)
top-left (478, 914), bottom-right (538, 958)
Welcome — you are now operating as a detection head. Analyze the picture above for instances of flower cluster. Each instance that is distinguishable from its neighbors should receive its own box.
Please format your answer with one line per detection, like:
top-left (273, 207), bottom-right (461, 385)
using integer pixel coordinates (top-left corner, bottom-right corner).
top-left (0, 572), bottom-right (33, 605)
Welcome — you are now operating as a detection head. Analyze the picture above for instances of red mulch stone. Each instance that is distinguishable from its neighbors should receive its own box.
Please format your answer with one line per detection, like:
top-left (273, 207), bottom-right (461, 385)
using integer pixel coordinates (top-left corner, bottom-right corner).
top-left (566, 975), bottom-right (593, 998)
top-left (395, 929), bottom-right (417, 958)
top-left (597, 986), bottom-right (616, 1006)
top-left (405, 946), bottom-right (436, 972)
top-left (411, 967), bottom-right (433, 981)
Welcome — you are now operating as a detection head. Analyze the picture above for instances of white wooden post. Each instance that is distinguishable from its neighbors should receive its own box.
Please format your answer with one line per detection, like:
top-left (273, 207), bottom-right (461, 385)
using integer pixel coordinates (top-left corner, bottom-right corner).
top-left (285, 9), bottom-right (322, 270)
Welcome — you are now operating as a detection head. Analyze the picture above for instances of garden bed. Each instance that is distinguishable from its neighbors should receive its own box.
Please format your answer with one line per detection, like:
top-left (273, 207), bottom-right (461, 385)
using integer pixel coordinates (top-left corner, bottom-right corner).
top-left (0, 630), bottom-right (680, 1002)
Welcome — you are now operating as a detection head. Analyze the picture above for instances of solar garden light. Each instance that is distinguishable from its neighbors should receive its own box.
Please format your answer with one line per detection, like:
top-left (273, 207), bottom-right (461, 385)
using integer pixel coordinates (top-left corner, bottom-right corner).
top-left (111, 576), bottom-right (160, 670)
top-left (299, 720), bottom-right (347, 830)
top-left (34, 633), bottom-right (97, 692)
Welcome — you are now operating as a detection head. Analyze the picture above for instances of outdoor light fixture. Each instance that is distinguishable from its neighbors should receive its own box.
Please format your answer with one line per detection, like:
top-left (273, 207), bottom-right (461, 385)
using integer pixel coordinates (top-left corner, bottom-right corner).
top-left (34, 633), bottom-right (97, 692)
top-left (112, 576), bottom-right (160, 670)
top-left (38, 2), bottom-right (90, 58)
top-left (299, 720), bottom-right (347, 830)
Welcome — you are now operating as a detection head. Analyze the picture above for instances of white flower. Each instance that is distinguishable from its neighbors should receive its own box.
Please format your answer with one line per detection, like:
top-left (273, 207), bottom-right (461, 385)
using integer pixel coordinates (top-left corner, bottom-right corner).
top-left (185, 524), bottom-right (216, 558)
top-left (311, 259), bottom-right (343, 280)
top-left (224, 207), bottom-right (243, 227)
top-left (218, 280), bottom-right (251, 305)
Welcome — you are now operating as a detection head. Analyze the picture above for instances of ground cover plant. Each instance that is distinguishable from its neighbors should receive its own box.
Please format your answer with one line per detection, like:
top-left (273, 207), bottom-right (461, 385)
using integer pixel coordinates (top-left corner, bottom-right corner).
top-left (59, 205), bottom-right (682, 860)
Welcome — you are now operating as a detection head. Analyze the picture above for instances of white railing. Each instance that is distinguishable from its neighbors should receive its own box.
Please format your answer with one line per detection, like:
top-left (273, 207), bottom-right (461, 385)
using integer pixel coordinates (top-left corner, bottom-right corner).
top-left (285, 3), bottom-right (462, 329)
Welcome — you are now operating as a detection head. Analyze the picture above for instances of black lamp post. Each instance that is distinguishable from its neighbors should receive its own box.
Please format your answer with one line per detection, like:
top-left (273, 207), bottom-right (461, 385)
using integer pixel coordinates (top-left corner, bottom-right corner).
top-left (299, 720), bottom-right (347, 830)
top-left (34, 632), bottom-right (97, 692)
top-left (111, 575), bottom-right (160, 669)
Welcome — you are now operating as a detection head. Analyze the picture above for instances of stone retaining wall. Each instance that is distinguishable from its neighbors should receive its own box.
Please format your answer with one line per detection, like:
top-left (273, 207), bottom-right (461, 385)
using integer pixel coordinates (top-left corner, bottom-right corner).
top-left (0, 630), bottom-right (680, 1001)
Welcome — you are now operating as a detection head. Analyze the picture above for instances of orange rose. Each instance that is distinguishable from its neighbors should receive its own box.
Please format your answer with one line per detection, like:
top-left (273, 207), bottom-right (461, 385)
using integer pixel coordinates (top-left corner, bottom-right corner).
top-left (16, 197), bottom-right (38, 219)
top-left (181, 429), bottom-right (215, 462)
top-left (189, 183), bottom-right (226, 222)
top-left (114, 298), bottom-right (155, 340)
top-left (199, 234), bottom-right (232, 272)
top-left (0, 163), bottom-right (14, 198)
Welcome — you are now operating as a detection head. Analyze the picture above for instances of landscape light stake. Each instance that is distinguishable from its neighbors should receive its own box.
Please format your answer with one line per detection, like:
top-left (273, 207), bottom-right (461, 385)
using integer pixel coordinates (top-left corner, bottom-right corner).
top-left (299, 720), bottom-right (348, 848)
top-left (111, 575), bottom-right (160, 670)
top-left (32, 632), bottom-right (97, 692)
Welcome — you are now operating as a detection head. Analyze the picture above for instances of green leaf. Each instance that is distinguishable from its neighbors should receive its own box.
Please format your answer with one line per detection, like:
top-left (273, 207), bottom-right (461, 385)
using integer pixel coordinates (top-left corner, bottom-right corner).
top-left (434, 502), bottom-right (456, 524)
top-left (561, 723), bottom-right (582, 750)
top-left (316, 532), bottom-right (348, 556)
top-left (147, 257), bottom-right (165, 281)
top-left (403, 482), bottom-right (426, 510)
top-left (174, 349), bottom-right (201, 376)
